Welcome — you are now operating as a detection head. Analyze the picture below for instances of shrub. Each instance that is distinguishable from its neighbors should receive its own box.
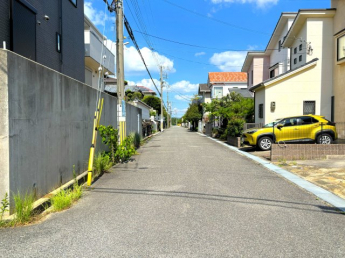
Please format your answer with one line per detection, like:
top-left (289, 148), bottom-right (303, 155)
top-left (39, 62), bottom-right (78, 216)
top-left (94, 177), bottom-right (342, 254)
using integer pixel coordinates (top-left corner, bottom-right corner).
top-left (226, 118), bottom-right (245, 137)
top-left (13, 191), bottom-right (34, 224)
top-left (98, 125), bottom-right (119, 163)
top-left (115, 136), bottom-right (136, 163)
top-left (133, 132), bottom-right (141, 149)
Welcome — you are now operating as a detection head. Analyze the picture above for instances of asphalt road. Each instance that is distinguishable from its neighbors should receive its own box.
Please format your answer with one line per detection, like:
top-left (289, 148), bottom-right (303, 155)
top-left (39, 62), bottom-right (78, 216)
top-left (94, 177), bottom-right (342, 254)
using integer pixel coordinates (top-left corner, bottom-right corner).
top-left (1, 126), bottom-right (345, 257)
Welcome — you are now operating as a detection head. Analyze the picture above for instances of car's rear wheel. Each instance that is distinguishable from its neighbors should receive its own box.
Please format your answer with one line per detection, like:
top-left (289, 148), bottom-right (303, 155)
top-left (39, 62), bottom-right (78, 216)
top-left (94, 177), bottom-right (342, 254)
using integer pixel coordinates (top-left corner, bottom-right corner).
top-left (317, 133), bottom-right (333, 144)
top-left (257, 136), bottom-right (273, 151)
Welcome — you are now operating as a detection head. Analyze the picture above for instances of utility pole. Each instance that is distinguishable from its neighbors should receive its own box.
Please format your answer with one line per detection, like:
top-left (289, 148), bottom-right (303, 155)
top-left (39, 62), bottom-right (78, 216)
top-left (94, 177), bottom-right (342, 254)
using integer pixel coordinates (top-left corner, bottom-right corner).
top-left (160, 66), bottom-right (164, 132)
top-left (166, 83), bottom-right (169, 128)
top-left (115, 0), bottom-right (126, 142)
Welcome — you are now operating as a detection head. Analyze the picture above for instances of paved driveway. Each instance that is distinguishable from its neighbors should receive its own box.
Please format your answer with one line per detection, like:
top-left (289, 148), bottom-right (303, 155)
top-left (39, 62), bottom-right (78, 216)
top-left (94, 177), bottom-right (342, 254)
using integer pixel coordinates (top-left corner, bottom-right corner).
top-left (0, 126), bottom-right (344, 257)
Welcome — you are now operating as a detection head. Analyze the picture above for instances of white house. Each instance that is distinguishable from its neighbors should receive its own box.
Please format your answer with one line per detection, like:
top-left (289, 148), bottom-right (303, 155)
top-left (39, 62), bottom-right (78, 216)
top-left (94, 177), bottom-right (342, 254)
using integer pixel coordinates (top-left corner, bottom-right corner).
top-left (332, 0), bottom-right (345, 138)
top-left (130, 98), bottom-right (154, 120)
top-left (207, 72), bottom-right (248, 99)
top-left (84, 15), bottom-right (115, 90)
top-left (242, 10), bottom-right (335, 124)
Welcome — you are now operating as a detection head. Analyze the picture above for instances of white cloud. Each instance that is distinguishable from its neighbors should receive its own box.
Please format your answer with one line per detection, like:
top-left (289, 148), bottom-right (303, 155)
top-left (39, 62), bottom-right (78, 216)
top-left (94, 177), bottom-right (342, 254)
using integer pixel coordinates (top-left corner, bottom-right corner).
top-left (174, 95), bottom-right (194, 102)
top-left (84, 1), bottom-right (114, 26)
top-left (210, 0), bottom-right (278, 8)
top-left (124, 46), bottom-right (175, 74)
top-left (209, 51), bottom-right (246, 72)
top-left (173, 107), bottom-right (188, 115)
top-left (170, 80), bottom-right (199, 93)
top-left (195, 52), bottom-right (206, 57)
top-left (85, 2), bottom-right (175, 75)
top-left (132, 78), bottom-right (161, 90)
top-left (103, 39), bottom-right (175, 75)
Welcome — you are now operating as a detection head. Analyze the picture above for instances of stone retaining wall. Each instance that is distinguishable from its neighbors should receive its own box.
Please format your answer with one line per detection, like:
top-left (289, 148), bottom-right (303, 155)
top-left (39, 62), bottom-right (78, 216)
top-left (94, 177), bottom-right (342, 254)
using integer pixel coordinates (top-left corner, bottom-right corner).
top-left (270, 144), bottom-right (345, 161)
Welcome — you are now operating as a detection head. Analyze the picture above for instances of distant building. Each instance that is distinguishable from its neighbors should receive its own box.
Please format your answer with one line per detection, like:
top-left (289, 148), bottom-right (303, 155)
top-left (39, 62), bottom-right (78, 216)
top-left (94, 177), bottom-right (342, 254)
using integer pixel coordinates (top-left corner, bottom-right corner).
top-left (0, 0), bottom-right (85, 82)
top-left (207, 72), bottom-right (248, 99)
top-left (198, 83), bottom-right (211, 104)
top-left (104, 82), bottom-right (157, 97)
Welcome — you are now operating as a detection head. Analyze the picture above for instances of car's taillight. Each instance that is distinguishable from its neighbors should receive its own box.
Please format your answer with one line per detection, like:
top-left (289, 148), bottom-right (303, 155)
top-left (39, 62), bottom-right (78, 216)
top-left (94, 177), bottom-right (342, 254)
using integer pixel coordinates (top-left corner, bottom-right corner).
top-left (327, 121), bottom-right (336, 126)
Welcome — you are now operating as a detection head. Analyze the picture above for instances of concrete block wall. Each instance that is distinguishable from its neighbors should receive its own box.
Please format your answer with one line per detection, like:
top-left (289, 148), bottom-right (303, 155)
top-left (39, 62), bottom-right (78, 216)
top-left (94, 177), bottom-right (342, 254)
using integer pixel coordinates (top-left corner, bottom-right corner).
top-left (270, 144), bottom-right (345, 161)
top-left (0, 50), bottom-right (116, 210)
top-left (126, 102), bottom-right (142, 136)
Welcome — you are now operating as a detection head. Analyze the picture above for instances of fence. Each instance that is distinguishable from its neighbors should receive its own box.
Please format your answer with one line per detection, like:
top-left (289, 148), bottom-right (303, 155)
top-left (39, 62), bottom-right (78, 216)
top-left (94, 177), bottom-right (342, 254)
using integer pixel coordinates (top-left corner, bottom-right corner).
top-left (243, 123), bottom-right (263, 131)
top-left (0, 50), bottom-right (142, 212)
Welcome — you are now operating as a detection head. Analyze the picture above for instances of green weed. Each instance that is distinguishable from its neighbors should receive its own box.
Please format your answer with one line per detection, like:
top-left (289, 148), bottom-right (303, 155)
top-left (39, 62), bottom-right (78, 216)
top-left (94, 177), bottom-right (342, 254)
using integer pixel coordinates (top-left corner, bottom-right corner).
top-left (13, 191), bottom-right (34, 224)
top-left (94, 153), bottom-right (113, 176)
top-left (51, 189), bottom-right (72, 211)
top-left (0, 193), bottom-right (9, 221)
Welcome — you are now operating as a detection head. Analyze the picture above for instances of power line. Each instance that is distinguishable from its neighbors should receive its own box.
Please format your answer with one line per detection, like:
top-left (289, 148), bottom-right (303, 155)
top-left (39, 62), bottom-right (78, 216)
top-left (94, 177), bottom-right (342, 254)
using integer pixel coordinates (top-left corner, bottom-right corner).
top-left (124, 15), bottom-right (168, 110)
top-left (133, 30), bottom-right (280, 51)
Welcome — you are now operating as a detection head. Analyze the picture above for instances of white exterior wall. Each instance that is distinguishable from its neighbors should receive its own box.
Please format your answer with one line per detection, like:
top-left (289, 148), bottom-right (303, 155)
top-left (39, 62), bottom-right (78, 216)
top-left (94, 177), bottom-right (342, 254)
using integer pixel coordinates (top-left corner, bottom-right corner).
top-left (290, 25), bottom-right (307, 70)
top-left (211, 82), bottom-right (247, 98)
top-left (84, 65), bottom-right (99, 89)
top-left (258, 62), bottom-right (329, 124)
top-left (269, 19), bottom-right (294, 75)
top-left (307, 18), bottom-right (334, 119)
top-left (332, 0), bottom-right (345, 138)
top-left (136, 102), bottom-right (150, 120)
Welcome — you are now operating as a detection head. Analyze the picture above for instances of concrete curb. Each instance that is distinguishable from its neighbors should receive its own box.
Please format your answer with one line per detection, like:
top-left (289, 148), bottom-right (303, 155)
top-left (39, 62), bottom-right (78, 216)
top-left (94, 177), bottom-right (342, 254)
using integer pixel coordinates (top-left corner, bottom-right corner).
top-left (197, 133), bottom-right (345, 212)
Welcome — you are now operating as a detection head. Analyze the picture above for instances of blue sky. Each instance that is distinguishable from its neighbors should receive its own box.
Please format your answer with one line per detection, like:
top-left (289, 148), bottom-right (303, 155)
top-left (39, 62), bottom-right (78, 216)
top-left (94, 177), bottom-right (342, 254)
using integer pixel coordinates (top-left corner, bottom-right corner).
top-left (84, 0), bottom-right (330, 117)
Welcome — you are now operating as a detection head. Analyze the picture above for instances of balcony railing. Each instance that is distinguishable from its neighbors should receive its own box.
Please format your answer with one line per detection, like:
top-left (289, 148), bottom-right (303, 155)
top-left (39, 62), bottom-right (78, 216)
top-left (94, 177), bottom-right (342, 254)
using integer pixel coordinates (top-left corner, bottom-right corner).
top-left (85, 31), bottom-right (115, 74)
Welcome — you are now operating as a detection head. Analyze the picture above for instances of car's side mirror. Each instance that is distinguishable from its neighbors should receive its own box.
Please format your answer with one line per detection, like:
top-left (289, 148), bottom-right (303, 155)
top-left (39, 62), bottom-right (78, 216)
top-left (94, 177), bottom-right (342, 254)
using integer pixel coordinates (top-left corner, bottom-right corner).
top-left (276, 124), bottom-right (284, 129)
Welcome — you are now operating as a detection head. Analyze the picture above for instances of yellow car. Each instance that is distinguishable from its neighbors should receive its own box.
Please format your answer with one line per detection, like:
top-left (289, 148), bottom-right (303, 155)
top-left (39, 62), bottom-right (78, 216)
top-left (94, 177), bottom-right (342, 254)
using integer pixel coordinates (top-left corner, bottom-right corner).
top-left (242, 115), bottom-right (337, 151)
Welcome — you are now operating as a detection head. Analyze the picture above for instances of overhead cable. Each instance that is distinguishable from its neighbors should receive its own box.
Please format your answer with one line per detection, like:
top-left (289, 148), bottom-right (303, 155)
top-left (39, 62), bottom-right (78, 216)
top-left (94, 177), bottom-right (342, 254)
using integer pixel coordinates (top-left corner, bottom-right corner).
top-left (124, 15), bottom-right (168, 110)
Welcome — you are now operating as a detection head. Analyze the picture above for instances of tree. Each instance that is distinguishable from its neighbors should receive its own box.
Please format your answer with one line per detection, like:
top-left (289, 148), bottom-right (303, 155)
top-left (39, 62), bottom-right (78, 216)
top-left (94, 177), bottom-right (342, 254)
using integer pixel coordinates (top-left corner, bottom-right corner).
top-left (142, 95), bottom-right (166, 116)
top-left (203, 92), bottom-right (254, 137)
top-left (125, 90), bottom-right (144, 101)
top-left (184, 103), bottom-right (202, 130)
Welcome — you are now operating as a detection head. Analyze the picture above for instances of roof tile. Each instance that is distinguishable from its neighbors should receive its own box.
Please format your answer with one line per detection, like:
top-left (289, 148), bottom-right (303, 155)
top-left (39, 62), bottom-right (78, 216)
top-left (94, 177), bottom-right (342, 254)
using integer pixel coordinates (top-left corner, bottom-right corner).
top-left (208, 72), bottom-right (247, 83)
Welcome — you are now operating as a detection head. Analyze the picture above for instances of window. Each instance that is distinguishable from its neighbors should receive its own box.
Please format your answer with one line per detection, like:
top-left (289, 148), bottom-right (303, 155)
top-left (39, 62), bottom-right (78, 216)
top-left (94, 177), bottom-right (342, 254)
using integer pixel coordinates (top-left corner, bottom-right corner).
top-left (299, 116), bottom-right (313, 125)
top-left (214, 87), bottom-right (223, 98)
top-left (56, 33), bottom-right (61, 53)
top-left (69, 0), bottom-right (77, 7)
top-left (259, 104), bottom-right (263, 118)
top-left (278, 40), bottom-right (281, 52)
top-left (269, 69), bottom-right (275, 78)
top-left (303, 101), bottom-right (316, 115)
top-left (251, 70), bottom-right (253, 85)
top-left (299, 55), bottom-right (302, 62)
top-left (337, 34), bottom-right (345, 61)
top-left (294, 58), bottom-right (297, 65)
top-left (299, 44), bottom-right (302, 51)
top-left (280, 118), bottom-right (295, 127)
top-left (294, 47), bottom-right (297, 54)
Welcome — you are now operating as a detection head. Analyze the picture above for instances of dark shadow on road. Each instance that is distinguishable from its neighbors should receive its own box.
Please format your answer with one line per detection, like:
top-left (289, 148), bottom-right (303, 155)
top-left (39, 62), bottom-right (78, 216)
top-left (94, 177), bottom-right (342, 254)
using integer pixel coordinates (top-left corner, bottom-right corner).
top-left (87, 187), bottom-right (344, 215)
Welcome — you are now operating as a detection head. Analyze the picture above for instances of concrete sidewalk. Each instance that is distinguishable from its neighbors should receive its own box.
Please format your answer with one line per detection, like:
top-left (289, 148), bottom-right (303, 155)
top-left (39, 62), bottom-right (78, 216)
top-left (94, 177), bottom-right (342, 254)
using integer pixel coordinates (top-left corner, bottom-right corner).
top-left (0, 126), bottom-right (344, 257)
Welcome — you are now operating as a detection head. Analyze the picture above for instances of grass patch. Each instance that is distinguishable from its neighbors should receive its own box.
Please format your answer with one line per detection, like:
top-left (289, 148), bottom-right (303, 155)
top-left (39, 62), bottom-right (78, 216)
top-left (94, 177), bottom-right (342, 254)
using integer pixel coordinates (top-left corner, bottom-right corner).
top-left (93, 152), bottom-right (113, 176)
top-left (51, 183), bottom-right (83, 212)
top-left (51, 189), bottom-right (73, 211)
top-left (13, 191), bottom-right (35, 225)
